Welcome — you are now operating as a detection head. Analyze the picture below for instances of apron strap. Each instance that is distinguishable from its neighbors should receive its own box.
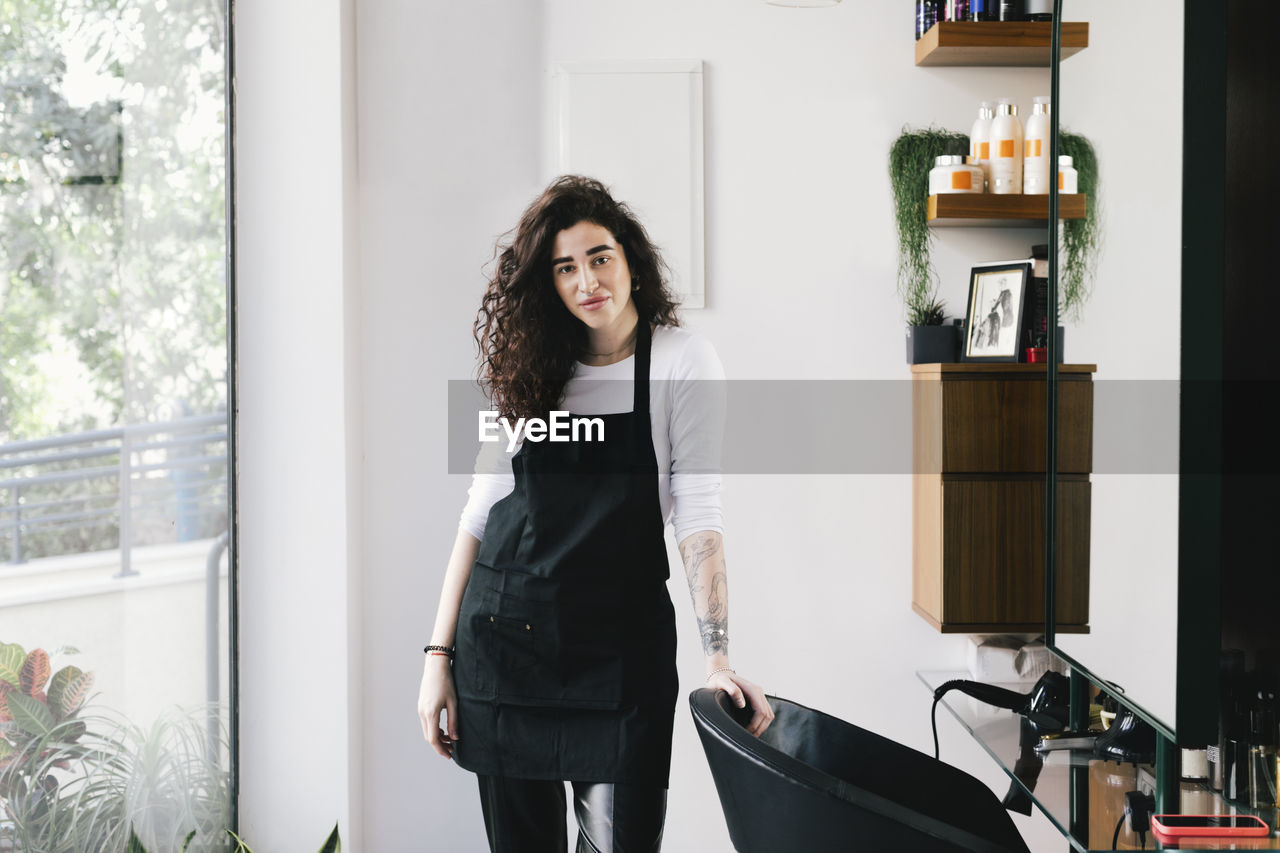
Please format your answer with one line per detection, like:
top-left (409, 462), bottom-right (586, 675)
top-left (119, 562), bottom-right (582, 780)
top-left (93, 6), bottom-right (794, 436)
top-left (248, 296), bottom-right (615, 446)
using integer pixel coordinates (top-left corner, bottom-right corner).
top-left (632, 318), bottom-right (652, 417)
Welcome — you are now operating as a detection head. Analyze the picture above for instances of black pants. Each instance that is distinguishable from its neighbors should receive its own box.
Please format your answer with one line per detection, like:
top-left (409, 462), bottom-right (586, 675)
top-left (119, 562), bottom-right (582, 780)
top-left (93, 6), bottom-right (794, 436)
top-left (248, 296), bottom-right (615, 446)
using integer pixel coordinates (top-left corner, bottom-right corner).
top-left (476, 774), bottom-right (667, 853)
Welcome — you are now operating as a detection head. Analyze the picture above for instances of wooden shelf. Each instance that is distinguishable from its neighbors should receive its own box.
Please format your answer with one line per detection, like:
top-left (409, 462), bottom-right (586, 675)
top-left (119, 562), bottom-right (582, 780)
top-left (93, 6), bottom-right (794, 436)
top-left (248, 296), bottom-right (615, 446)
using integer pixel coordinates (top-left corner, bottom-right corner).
top-left (927, 193), bottom-right (1086, 227)
top-left (910, 363), bottom-right (1097, 374)
top-left (915, 21), bottom-right (1089, 67)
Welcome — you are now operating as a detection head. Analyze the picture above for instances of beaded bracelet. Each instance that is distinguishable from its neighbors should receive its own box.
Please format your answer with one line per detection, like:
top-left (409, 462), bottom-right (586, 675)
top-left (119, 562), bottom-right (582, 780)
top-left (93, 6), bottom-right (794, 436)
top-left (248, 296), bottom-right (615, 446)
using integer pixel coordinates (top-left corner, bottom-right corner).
top-left (706, 666), bottom-right (735, 683)
top-left (424, 644), bottom-right (455, 657)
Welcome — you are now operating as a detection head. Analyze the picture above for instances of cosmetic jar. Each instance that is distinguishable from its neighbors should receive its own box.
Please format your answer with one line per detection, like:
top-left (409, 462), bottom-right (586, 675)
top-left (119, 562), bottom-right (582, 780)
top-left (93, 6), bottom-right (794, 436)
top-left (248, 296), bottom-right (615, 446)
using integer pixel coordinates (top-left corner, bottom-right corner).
top-left (929, 155), bottom-right (985, 195)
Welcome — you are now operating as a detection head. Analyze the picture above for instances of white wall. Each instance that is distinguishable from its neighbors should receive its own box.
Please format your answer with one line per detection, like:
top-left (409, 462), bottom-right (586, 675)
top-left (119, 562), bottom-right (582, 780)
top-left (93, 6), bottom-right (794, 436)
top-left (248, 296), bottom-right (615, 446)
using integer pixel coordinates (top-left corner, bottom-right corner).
top-left (234, 0), bottom-right (363, 846)
top-left (236, 1), bottom-right (1179, 850)
top-left (354, 1), bottom-right (546, 851)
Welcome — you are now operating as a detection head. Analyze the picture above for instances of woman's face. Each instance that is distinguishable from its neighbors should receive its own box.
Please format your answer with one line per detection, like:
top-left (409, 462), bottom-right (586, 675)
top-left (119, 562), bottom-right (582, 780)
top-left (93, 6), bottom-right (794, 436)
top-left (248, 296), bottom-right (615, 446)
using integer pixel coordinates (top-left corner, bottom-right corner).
top-left (550, 220), bottom-right (637, 336)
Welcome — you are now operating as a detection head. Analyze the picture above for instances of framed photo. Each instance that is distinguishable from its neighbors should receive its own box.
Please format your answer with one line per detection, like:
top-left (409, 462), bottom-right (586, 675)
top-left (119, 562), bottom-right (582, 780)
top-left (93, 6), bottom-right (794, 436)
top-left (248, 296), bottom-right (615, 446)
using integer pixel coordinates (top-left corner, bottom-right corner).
top-left (962, 262), bottom-right (1032, 362)
top-left (554, 60), bottom-right (705, 308)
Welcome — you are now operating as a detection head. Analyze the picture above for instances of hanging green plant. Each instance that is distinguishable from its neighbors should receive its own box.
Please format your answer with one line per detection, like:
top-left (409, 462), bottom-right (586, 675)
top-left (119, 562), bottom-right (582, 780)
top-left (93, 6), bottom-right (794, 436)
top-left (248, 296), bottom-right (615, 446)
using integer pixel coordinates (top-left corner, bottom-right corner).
top-left (1058, 130), bottom-right (1101, 322)
top-left (889, 127), bottom-right (969, 326)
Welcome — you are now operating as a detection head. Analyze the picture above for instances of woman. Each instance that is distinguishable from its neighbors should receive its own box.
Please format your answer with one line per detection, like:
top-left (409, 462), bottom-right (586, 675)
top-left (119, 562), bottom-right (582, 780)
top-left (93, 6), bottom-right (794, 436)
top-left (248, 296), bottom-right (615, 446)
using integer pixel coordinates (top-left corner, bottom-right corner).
top-left (417, 175), bottom-right (772, 852)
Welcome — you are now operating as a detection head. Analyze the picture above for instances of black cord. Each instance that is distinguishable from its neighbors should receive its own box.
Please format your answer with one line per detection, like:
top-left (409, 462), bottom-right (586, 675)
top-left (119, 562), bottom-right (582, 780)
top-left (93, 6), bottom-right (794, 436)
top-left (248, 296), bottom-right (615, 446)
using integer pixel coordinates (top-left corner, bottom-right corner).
top-left (1112, 812), bottom-right (1127, 849)
top-left (932, 695), bottom-right (942, 759)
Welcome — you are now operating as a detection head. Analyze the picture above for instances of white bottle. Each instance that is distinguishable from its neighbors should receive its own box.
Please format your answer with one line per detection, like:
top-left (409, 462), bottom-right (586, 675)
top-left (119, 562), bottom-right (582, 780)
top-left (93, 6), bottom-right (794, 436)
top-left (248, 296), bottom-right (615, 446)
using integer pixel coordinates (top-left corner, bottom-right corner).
top-left (1058, 155), bottom-right (1078, 194)
top-left (1023, 96), bottom-right (1051, 194)
top-left (969, 101), bottom-right (994, 191)
top-left (989, 98), bottom-right (1024, 195)
top-left (929, 155), bottom-right (985, 195)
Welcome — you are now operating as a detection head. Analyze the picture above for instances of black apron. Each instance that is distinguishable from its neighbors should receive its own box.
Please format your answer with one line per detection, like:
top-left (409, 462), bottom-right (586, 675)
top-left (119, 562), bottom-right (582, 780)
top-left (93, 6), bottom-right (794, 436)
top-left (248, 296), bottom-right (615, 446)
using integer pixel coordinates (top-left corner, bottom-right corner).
top-left (453, 320), bottom-right (679, 787)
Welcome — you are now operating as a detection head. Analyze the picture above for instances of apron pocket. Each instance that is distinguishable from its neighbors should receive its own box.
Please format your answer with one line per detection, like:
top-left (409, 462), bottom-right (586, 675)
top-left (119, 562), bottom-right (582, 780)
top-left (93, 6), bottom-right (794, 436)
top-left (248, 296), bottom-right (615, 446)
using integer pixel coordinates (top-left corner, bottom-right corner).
top-left (467, 563), bottom-right (625, 711)
top-left (485, 614), bottom-right (537, 671)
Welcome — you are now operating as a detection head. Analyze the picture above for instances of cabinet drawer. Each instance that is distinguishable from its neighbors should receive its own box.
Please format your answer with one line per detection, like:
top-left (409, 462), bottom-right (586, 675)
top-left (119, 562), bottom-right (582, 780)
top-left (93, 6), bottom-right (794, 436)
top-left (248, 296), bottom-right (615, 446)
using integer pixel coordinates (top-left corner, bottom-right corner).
top-left (913, 374), bottom-right (1094, 474)
top-left (912, 475), bottom-right (1090, 632)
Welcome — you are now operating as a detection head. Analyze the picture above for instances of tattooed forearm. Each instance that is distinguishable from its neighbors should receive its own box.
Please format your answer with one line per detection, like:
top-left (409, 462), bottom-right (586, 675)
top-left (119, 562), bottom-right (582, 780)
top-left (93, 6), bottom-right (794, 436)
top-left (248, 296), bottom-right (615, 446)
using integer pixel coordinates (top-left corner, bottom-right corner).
top-left (679, 532), bottom-right (719, 585)
top-left (698, 571), bottom-right (729, 655)
top-left (679, 531), bottom-right (730, 657)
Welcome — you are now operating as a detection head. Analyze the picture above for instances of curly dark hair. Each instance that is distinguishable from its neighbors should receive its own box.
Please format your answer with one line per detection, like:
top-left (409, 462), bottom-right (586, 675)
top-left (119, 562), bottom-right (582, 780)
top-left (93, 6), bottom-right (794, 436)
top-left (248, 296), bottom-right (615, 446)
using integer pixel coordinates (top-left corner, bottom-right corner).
top-left (475, 175), bottom-right (682, 420)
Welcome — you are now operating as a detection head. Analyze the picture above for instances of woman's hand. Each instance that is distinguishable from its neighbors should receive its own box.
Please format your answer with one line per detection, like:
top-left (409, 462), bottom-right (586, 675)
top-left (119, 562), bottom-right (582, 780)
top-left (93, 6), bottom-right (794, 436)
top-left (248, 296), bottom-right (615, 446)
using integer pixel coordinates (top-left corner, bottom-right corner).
top-left (707, 670), bottom-right (774, 738)
top-left (418, 655), bottom-right (459, 759)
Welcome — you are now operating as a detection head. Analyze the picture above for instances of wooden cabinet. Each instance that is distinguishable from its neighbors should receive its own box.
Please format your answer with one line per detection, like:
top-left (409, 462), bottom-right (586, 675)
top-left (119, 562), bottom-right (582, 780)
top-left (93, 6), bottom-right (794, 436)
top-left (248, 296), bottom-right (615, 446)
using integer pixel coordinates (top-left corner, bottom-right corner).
top-left (911, 363), bottom-right (1094, 633)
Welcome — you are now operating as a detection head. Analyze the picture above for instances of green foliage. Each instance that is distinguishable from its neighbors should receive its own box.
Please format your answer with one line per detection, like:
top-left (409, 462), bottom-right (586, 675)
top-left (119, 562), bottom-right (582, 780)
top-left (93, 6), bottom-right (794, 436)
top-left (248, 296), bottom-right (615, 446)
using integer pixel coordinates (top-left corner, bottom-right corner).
top-left (1058, 131), bottom-right (1101, 322)
top-left (1, 696), bottom-right (232, 853)
top-left (218, 824), bottom-right (341, 853)
top-left (7, 693), bottom-right (56, 739)
top-left (0, 643), bottom-right (25, 687)
top-left (0, 642), bottom-right (100, 850)
top-left (0, 0), bottom-right (227, 444)
top-left (889, 127), bottom-right (969, 326)
top-left (48, 665), bottom-right (93, 720)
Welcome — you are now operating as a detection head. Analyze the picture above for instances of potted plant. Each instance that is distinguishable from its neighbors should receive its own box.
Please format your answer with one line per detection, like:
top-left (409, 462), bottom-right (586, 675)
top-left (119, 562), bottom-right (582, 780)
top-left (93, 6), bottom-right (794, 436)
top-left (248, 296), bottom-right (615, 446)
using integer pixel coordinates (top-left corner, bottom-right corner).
top-left (1058, 130), bottom-right (1101, 323)
top-left (0, 642), bottom-right (96, 850)
top-left (129, 823), bottom-right (341, 853)
top-left (889, 128), bottom-right (968, 363)
top-left (904, 298), bottom-right (958, 364)
top-left (1, 640), bottom-right (231, 852)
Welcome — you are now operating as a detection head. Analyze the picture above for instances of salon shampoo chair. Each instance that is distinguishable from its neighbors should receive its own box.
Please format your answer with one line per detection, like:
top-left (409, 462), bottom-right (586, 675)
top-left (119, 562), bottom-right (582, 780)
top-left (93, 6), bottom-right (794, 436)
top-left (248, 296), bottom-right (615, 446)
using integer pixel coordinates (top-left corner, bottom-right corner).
top-left (689, 688), bottom-right (1031, 853)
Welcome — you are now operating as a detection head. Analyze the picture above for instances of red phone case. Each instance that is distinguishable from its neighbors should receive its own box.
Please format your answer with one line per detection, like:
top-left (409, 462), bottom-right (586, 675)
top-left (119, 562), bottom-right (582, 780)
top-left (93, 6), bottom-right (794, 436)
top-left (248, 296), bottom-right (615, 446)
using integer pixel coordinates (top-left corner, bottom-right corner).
top-left (1150, 814), bottom-right (1271, 838)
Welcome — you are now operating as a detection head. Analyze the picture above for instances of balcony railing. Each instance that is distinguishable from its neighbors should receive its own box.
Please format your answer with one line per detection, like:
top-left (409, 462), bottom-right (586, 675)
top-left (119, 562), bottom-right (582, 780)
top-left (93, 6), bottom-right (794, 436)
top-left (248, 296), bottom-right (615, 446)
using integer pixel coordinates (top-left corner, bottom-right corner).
top-left (1, 412), bottom-right (229, 573)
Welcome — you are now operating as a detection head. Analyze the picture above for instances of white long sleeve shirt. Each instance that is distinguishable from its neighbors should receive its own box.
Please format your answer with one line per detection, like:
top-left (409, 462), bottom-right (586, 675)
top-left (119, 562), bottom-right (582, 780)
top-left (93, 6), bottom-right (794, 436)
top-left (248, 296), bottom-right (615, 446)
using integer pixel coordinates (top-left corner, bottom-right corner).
top-left (460, 324), bottom-right (725, 546)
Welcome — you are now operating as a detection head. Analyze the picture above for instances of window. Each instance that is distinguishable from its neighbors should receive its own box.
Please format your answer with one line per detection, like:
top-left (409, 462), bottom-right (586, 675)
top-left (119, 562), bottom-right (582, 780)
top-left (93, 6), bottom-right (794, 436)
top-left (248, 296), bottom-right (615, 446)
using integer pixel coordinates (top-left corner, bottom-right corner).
top-left (1, 1), bottom-right (233, 849)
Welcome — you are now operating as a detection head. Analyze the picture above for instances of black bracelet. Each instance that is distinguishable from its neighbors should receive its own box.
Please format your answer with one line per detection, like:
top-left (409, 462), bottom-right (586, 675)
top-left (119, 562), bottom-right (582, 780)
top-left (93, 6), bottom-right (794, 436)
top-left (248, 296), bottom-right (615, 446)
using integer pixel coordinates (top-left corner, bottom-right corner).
top-left (424, 644), bottom-right (455, 656)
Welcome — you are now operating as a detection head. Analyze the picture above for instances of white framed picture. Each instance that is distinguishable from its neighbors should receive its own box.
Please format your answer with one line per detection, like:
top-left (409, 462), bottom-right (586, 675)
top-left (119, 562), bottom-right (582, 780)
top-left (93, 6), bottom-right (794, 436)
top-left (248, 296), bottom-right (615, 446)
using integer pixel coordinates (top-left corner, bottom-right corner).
top-left (963, 263), bottom-right (1031, 362)
top-left (553, 59), bottom-right (705, 308)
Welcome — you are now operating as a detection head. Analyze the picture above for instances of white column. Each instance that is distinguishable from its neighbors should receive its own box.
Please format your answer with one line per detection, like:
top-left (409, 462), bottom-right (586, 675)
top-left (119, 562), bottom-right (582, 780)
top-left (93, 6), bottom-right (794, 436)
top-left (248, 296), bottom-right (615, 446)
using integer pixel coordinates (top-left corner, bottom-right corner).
top-left (232, 0), bottom-right (363, 847)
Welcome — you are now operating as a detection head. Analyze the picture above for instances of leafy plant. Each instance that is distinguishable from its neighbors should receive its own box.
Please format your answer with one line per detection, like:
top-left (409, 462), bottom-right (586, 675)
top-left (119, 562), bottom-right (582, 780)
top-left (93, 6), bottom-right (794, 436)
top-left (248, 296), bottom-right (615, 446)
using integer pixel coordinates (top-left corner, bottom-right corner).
top-left (889, 127), bottom-right (969, 326)
top-left (227, 824), bottom-right (341, 853)
top-left (1, 641), bottom-right (231, 852)
top-left (1058, 131), bottom-right (1101, 322)
top-left (914, 298), bottom-right (947, 327)
top-left (126, 822), bottom-right (342, 853)
top-left (0, 642), bottom-right (94, 782)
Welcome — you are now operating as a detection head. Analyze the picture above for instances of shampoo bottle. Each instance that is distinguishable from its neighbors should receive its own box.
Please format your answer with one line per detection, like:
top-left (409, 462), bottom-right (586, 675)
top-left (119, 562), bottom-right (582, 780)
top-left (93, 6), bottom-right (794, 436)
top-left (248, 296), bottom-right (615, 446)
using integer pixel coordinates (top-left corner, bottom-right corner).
top-left (970, 101), bottom-right (993, 190)
top-left (1058, 155), bottom-right (1078, 194)
top-left (989, 99), bottom-right (1024, 194)
top-left (1023, 96), bottom-right (1051, 194)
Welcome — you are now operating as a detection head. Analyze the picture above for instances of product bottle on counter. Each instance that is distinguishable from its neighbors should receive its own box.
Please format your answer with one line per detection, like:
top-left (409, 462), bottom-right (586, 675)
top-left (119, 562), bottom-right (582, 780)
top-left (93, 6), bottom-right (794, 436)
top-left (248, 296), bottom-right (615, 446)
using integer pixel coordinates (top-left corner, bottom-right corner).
top-left (1248, 689), bottom-right (1278, 808)
top-left (1058, 155), bottom-right (1078, 194)
top-left (999, 0), bottom-right (1023, 21)
top-left (972, 0), bottom-right (996, 21)
top-left (929, 154), bottom-right (984, 195)
top-left (1024, 0), bottom-right (1053, 21)
top-left (989, 99), bottom-right (1024, 194)
top-left (1023, 96), bottom-right (1051, 194)
top-left (916, 0), bottom-right (938, 40)
top-left (970, 101), bottom-right (993, 190)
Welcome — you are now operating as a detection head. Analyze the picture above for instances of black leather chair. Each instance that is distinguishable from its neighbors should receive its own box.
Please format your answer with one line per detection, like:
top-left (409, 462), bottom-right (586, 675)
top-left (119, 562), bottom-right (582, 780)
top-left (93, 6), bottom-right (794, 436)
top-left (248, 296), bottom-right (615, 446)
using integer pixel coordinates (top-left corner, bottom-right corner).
top-left (690, 688), bottom-right (1032, 853)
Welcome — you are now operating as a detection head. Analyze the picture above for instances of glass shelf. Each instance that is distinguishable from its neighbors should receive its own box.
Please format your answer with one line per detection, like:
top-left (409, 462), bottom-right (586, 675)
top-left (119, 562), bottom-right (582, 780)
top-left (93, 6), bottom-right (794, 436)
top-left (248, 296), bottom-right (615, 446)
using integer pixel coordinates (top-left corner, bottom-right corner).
top-left (918, 670), bottom-right (1280, 851)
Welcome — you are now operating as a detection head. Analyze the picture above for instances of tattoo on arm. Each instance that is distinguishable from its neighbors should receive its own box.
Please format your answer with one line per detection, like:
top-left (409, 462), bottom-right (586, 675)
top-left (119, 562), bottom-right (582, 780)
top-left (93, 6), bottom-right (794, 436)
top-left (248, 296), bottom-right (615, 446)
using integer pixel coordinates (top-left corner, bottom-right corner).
top-left (698, 572), bottom-right (728, 655)
top-left (679, 532), bottom-right (718, 586)
top-left (679, 533), bottom-right (729, 656)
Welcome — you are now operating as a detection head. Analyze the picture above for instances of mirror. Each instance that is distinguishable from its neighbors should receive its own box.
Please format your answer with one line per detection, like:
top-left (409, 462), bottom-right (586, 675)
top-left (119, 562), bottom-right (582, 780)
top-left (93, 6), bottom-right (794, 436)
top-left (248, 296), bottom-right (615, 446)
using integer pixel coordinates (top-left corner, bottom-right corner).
top-left (1049, 0), bottom-right (1184, 730)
